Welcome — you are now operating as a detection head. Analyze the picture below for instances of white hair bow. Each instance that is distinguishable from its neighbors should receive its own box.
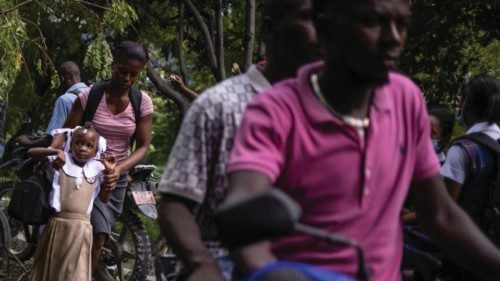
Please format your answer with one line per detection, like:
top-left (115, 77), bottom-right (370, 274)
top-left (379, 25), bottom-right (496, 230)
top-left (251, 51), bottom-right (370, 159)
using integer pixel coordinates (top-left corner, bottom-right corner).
top-left (51, 127), bottom-right (106, 158)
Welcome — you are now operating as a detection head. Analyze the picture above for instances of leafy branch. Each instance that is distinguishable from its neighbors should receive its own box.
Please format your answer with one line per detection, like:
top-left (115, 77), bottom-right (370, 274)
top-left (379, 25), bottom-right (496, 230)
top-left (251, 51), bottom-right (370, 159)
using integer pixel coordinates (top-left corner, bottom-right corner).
top-left (0, 0), bottom-right (34, 15)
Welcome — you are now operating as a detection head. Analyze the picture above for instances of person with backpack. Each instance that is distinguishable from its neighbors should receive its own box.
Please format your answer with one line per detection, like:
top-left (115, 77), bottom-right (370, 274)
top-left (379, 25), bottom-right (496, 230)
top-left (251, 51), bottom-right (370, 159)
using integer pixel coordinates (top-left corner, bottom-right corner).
top-left (439, 75), bottom-right (500, 280)
top-left (28, 123), bottom-right (116, 281)
top-left (46, 61), bottom-right (88, 133)
top-left (442, 76), bottom-right (500, 222)
top-left (52, 40), bottom-right (154, 271)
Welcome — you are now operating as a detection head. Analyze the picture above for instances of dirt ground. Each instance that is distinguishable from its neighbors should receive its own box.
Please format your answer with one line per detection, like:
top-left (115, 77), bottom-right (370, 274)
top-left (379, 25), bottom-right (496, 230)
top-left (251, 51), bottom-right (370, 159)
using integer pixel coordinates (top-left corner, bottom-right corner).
top-left (0, 256), bottom-right (32, 281)
top-left (0, 257), bottom-right (158, 281)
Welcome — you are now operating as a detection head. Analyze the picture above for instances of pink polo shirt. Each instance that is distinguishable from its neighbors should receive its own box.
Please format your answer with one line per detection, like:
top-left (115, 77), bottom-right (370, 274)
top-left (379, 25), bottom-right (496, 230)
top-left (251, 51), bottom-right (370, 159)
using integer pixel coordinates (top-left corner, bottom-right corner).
top-left (228, 61), bottom-right (440, 281)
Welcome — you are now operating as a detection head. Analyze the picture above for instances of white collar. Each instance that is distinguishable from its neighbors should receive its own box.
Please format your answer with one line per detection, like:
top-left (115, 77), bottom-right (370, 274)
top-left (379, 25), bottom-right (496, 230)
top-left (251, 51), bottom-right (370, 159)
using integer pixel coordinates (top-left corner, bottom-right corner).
top-left (66, 82), bottom-right (87, 94)
top-left (62, 152), bottom-right (104, 179)
top-left (466, 122), bottom-right (500, 139)
top-left (245, 65), bottom-right (271, 93)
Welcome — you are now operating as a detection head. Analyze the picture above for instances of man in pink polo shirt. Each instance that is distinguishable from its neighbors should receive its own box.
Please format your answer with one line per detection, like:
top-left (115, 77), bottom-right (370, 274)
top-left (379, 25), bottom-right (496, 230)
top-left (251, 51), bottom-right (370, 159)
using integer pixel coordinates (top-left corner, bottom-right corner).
top-left (224, 0), bottom-right (500, 280)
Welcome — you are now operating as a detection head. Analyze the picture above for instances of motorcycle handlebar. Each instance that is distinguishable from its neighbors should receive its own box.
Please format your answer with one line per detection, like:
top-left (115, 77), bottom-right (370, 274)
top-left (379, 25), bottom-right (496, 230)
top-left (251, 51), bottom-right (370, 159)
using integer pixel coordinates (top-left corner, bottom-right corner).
top-left (0, 158), bottom-right (24, 170)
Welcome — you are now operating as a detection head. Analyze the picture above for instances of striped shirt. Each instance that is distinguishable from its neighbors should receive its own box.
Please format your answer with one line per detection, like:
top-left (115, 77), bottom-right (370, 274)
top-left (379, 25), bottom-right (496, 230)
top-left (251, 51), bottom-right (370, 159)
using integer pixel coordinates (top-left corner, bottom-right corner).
top-left (78, 88), bottom-right (153, 163)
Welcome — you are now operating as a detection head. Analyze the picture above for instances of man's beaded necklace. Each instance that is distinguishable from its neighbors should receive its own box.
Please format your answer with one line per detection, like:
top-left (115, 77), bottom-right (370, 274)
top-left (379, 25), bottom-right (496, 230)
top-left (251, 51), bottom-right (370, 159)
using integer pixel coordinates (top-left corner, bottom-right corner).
top-left (310, 73), bottom-right (370, 136)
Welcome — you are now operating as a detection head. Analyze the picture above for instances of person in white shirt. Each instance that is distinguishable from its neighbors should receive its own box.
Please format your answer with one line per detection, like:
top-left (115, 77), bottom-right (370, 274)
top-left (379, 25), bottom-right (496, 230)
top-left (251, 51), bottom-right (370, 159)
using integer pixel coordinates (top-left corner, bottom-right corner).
top-left (441, 76), bottom-right (500, 200)
top-left (440, 75), bottom-right (500, 281)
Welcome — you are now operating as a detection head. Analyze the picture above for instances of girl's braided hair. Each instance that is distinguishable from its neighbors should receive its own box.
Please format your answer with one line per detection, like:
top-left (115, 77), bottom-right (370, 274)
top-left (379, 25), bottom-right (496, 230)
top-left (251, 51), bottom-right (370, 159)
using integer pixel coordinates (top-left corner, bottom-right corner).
top-left (73, 121), bottom-right (99, 138)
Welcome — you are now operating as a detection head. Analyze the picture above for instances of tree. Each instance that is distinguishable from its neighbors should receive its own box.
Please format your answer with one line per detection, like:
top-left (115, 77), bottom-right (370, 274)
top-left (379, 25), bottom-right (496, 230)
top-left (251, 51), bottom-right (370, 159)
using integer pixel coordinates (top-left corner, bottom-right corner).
top-left (0, 0), bottom-right (263, 167)
top-left (400, 0), bottom-right (500, 107)
top-left (243, 0), bottom-right (256, 70)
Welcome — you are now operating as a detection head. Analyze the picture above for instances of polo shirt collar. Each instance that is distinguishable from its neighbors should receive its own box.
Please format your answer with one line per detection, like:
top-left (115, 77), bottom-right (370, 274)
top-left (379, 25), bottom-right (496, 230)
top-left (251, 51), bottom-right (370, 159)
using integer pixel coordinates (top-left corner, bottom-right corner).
top-left (67, 82), bottom-right (87, 94)
top-left (296, 61), bottom-right (392, 124)
top-left (245, 64), bottom-right (271, 93)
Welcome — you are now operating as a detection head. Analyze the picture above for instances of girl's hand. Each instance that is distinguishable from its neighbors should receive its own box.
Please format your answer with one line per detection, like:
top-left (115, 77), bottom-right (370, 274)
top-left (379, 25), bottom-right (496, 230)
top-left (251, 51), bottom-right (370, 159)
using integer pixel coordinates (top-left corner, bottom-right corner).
top-left (102, 153), bottom-right (118, 190)
top-left (103, 164), bottom-right (121, 190)
top-left (103, 153), bottom-right (117, 170)
top-left (52, 149), bottom-right (66, 170)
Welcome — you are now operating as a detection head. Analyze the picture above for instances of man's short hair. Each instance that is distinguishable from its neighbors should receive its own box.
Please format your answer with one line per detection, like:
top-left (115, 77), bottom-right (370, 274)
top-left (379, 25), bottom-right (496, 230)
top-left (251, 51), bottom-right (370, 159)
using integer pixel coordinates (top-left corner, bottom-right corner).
top-left (312, 0), bottom-right (345, 18)
top-left (262, 0), bottom-right (304, 19)
top-left (312, 0), bottom-right (379, 19)
top-left (59, 61), bottom-right (80, 76)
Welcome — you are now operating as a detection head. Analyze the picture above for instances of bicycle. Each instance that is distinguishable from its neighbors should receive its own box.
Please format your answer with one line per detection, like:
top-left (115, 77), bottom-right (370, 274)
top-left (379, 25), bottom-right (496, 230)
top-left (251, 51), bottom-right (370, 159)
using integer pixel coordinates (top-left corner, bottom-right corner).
top-left (0, 209), bottom-right (11, 260)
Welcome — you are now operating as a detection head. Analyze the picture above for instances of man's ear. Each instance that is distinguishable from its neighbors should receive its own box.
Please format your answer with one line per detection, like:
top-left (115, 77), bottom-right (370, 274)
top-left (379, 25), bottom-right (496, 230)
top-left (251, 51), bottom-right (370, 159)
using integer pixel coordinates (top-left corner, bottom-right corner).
top-left (313, 12), bottom-right (329, 42)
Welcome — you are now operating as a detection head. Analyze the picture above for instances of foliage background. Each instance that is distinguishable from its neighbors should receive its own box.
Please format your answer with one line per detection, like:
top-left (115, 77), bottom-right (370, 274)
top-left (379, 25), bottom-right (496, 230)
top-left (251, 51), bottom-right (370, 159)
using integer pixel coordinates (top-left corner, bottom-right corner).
top-left (0, 0), bottom-right (498, 241)
top-left (399, 0), bottom-right (499, 108)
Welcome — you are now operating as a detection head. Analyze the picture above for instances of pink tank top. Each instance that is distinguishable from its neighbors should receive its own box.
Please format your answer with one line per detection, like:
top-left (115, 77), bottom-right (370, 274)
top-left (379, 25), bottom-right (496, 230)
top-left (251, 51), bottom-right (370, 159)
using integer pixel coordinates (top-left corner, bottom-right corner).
top-left (78, 88), bottom-right (153, 163)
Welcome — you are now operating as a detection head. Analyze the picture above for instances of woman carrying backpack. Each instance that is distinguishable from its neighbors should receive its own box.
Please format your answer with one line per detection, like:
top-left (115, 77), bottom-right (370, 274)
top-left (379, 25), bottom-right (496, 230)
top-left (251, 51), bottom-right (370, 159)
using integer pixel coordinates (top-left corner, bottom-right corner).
top-left (51, 40), bottom-right (154, 271)
top-left (440, 75), bottom-right (500, 280)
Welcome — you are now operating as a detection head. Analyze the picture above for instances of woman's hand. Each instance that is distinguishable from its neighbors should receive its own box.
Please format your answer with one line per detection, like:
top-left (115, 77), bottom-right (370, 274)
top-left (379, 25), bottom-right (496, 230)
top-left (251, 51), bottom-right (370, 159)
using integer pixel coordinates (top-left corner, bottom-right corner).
top-left (52, 149), bottom-right (66, 170)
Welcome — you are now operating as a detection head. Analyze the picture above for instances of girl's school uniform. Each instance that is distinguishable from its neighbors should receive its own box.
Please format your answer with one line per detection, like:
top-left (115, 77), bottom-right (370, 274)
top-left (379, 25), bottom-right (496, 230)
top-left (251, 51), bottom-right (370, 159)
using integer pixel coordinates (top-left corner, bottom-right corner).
top-left (30, 128), bottom-right (106, 281)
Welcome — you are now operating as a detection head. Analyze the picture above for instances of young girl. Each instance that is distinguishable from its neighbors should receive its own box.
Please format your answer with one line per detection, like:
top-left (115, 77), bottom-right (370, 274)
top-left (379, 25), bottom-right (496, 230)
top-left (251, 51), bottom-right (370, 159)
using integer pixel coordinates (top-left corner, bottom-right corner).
top-left (28, 123), bottom-right (116, 281)
top-left (428, 106), bottom-right (455, 165)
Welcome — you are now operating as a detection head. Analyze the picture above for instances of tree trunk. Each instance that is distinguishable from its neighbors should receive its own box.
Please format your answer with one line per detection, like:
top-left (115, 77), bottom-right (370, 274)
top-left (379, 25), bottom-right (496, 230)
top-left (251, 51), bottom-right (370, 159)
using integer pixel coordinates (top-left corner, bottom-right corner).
top-left (183, 0), bottom-right (220, 81)
top-left (177, 1), bottom-right (189, 83)
top-left (146, 64), bottom-right (190, 115)
top-left (214, 0), bottom-right (226, 80)
top-left (243, 0), bottom-right (256, 71)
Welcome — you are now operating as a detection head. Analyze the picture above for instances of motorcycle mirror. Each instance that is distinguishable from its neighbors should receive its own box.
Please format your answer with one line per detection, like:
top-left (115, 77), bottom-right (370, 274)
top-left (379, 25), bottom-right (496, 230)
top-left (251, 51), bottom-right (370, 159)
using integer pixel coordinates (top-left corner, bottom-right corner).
top-left (214, 188), bottom-right (301, 248)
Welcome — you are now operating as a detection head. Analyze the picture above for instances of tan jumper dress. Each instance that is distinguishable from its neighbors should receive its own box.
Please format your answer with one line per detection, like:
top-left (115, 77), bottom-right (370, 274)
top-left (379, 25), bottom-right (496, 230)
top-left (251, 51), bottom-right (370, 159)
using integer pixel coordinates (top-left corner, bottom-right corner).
top-left (30, 171), bottom-right (97, 281)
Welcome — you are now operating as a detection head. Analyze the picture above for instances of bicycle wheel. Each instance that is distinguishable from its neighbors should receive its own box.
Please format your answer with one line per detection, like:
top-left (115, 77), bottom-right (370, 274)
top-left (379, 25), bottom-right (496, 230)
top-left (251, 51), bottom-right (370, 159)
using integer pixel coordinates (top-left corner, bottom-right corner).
top-left (0, 181), bottom-right (37, 261)
top-left (0, 209), bottom-right (11, 259)
top-left (95, 209), bottom-right (151, 281)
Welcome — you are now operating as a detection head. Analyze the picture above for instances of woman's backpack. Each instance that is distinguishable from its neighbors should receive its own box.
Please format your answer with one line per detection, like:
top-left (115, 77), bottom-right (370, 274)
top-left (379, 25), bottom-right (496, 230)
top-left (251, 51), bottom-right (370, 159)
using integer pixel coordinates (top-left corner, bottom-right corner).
top-left (7, 172), bottom-right (54, 225)
top-left (455, 132), bottom-right (500, 245)
top-left (82, 82), bottom-right (142, 146)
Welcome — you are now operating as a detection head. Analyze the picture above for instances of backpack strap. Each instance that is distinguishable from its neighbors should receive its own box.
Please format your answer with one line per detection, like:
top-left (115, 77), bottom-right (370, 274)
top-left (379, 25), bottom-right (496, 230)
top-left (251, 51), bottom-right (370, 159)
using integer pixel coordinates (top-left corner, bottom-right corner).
top-left (129, 86), bottom-right (142, 125)
top-left (81, 82), bottom-right (107, 124)
top-left (458, 132), bottom-right (500, 154)
top-left (455, 132), bottom-right (500, 179)
top-left (128, 87), bottom-right (142, 146)
top-left (459, 132), bottom-right (500, 224)
top-left (82, 82), bottom-right (142, 145)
